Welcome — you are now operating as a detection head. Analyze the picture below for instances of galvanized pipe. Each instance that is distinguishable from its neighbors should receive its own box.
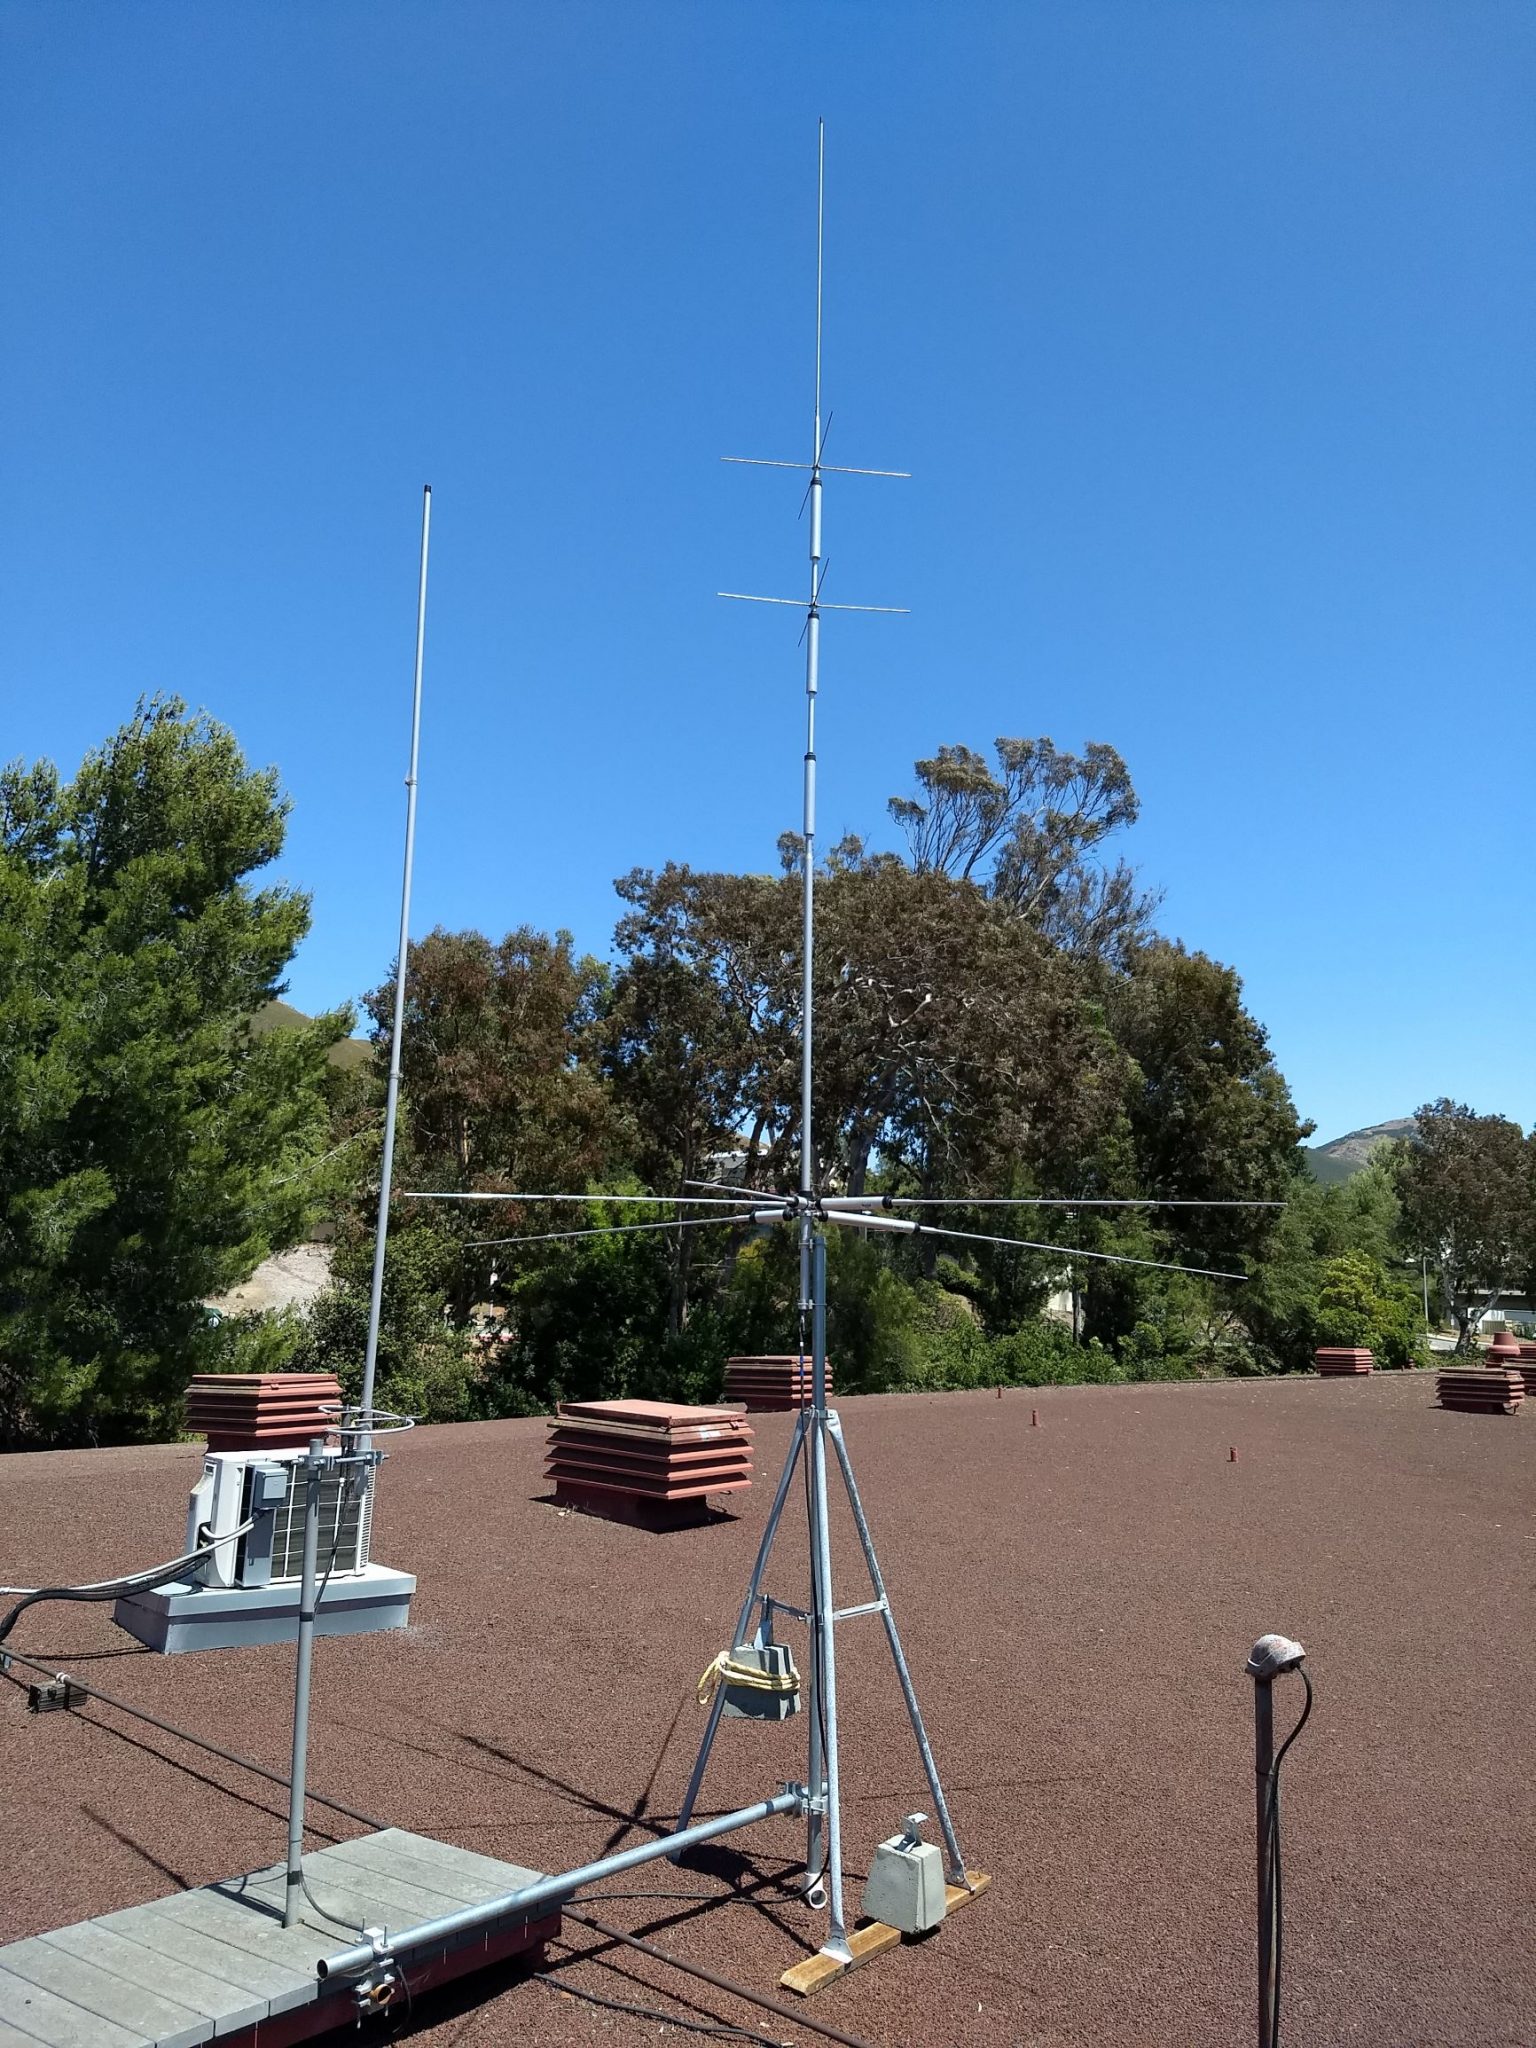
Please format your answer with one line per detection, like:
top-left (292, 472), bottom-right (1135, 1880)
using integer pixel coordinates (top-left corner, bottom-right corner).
top-left (806, 1236), bottom-right (851, 1960)
top-left (673, 1409), bottom-right (809, 1841)
top-left (317, 1788), bottom-right (804, 1979)
top-left (827, 1412), bottom-right (967, 1884)
top-left (283, 1441), bottom-right (325, 1927)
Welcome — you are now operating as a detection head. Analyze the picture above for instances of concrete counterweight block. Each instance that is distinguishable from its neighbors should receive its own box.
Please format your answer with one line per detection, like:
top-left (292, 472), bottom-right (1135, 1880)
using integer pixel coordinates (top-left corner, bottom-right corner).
top-left (860, 1823), bottom-right (948, 1935)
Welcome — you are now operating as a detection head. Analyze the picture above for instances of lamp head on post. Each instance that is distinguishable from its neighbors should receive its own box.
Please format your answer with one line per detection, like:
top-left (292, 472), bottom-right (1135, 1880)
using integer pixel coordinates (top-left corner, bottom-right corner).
top-left (1246, 1634), bottom-right (1306, 1681)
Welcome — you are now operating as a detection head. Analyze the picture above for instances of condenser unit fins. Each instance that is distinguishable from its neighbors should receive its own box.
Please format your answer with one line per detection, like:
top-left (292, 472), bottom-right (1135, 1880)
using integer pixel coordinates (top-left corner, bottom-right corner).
top-left (546, 1399), bottom-right (754, 1529)
top-left (1313, 1347), bottom-right (1374, 1376)
top-left (1437, 1368), bottom-right (1524, 1415)
top-left (724, 1354), bottom-right (833, 1410)
top-left (185, 1372), bottom-right (342, 1451)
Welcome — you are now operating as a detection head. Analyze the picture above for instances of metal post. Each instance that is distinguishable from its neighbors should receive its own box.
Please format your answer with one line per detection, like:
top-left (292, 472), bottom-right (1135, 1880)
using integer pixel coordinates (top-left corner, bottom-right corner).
top-left (1253, 1669), bottom-right (1275, 2048)
top-left (673, 1408), bottom-right (809, 1841)
top-left (1246, 1634), bottom-right (1305, 2048)
top-left (284, 1438), bottom-right (325, 1928)
top-left (319, 1788), bottom-right (805, 1980)
top-left (827, 1411), bottom-right (967, 1885)
top-left (806, 1234), bottom-right (851, 1959)
top-left (360, 484), bottom-right (432, 1439)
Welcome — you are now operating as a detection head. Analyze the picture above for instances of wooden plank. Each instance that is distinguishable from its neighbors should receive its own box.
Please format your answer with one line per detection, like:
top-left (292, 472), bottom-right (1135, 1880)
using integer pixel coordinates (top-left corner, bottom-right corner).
top-left (0, 1942), bottom-right (206, 2048)
top-left (780, 1871), bottom-right (992, 1998)
top-left (37, 1925), bottom-right (257, 2035)
top-left (0, 1969), bottom-right (145, 2048)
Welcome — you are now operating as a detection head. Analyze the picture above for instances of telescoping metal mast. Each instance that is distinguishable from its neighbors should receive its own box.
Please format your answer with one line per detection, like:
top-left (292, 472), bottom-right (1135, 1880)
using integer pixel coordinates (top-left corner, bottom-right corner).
top-left (396, 128), bottom-right (1270, 1986)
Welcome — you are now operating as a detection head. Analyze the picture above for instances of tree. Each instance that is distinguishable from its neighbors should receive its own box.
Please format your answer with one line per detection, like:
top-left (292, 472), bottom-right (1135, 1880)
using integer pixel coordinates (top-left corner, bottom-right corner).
top-left (888, 736), bottom-right (1161, 966)
top-left (1388, 1100), bottom-right (1533, 1351)
top-left (371, 925), bottom-right (618, 1197)
top-left (0, 697), bottom-right (348, 1447)
top-left (1105, 939), bottom-right (1310, 1265)
top-left (1312, 1250), bottom-right (1424, 1368)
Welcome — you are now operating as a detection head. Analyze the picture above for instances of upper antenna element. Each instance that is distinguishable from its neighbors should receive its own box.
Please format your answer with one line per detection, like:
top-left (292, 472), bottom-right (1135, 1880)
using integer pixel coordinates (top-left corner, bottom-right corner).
top-left (717, 121), bottom-right (909, 1240)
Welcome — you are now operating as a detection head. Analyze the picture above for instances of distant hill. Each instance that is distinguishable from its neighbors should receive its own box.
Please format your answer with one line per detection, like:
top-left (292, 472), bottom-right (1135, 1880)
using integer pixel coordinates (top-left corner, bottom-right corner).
top-left (251, 998), bottom-right (373, 1071)
top-left (1304, 1117), bottom-right (1415, 1186)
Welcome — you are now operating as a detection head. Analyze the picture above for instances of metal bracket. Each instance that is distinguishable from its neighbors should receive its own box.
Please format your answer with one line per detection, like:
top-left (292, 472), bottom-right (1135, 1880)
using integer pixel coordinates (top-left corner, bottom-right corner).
top-left (350, 1927), bottom-right (399, 2013)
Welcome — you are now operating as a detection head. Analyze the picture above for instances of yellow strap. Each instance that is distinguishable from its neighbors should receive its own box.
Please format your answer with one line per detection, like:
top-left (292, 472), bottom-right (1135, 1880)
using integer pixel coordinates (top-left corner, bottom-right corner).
top-left (696, 1650), bottom-right (800, 1707)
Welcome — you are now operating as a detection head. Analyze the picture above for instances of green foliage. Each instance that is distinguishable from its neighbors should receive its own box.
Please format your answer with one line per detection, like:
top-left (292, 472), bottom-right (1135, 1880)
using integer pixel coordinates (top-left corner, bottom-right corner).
top-left (292, 1214), bottom-right (484, 1424)
top-left (1389, 1100), bottom-right (1534, 1351)
top-left (0, 698), bottom-right (348, 1447)
top-left (18, 706), bottom-right (1501, 1444)
top-left (1313, 1250), bottom-right (1425, 1368)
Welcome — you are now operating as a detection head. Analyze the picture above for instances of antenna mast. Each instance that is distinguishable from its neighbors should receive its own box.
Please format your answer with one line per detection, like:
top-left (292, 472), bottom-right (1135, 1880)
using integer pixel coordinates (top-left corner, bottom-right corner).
top-left (360, 484), bottom-right (433, 1438)
top-left (798, 119), bottom-right (825, 1331)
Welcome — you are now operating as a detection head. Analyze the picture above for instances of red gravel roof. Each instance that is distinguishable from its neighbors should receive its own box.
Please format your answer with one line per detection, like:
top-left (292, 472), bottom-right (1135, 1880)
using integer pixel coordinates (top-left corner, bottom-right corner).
top-left (0, 1375), bottom-right (1529, 2045)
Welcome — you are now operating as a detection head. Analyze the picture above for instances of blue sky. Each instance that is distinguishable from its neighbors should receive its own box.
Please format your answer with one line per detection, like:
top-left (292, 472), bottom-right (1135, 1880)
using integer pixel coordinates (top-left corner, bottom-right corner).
top-left (4, 3), bottom-right (1532, 1143)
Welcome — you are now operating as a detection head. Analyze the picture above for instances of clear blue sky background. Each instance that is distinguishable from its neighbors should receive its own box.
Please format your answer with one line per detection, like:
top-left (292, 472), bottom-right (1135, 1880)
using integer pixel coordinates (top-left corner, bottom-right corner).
top-left (4, 3), bottom-right (1532, 1144)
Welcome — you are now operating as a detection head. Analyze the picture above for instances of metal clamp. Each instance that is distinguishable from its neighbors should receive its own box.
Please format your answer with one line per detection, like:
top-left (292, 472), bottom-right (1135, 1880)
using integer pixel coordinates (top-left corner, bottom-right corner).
top-left (350, 1927), bottom-right (398, 2012)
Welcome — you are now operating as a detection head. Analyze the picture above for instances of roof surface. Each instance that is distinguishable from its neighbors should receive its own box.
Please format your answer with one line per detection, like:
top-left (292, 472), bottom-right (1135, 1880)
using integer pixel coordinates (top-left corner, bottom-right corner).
top-left (1, 1376), bottom-right (1529, 2046)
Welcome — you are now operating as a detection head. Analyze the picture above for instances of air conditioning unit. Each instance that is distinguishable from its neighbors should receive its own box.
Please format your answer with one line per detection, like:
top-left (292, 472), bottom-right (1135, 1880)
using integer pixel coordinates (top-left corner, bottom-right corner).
top-left (185, 1448), bottom-right (372, 1590)
top-left (116, 1442), bottom-right (414, 1654)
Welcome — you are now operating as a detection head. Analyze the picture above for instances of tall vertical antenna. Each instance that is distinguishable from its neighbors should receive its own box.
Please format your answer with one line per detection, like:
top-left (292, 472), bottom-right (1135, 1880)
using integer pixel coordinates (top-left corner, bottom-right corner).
top-left (360, 484), bottom-right (433, 1437)
top-left (717, 122), bottom-right (908, 1332)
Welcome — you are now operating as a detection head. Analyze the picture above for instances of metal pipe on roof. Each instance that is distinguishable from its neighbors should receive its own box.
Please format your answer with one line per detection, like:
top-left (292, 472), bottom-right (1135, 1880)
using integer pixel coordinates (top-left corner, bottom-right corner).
top-left (317, 1787), bottom-right (805, 1979)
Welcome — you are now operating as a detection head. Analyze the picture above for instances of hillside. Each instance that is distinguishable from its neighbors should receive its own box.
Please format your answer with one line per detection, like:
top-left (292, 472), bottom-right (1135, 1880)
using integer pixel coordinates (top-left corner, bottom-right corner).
top-left (251, 997), bottom-right (373, 1070)
top-left (1304, 1116), bottom-right (1414, 1186)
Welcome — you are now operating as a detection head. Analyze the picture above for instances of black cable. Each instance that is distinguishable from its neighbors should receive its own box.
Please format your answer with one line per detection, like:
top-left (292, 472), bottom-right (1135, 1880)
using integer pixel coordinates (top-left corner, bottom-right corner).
top-left (533, 1968), bottom-right (784, 2044)
top-left (0, 1522), bottom-right (256, 1647)
top-left (565, 1909), bottom-right (879, 2048)
top-left (1264, 1666), bottom-right (1313, 2048)
top-left (0, 1647), bottom-right (387, 1829)
top-left (296, 1477), bottom-right (370, 1936)
top-left (800, 1423), bottom-right (831, 1896)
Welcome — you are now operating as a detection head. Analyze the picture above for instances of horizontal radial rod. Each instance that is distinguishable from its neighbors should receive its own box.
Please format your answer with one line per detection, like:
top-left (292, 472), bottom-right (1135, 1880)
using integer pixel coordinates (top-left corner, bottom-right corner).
top-left (467, 1210), bottom-right (779, 1250)
top-left (719, 591), bottom-right (910, 614)
top-left (818, 1194), bottom-right (1285, 1211)
top-left (406, 1190), bottom-right (769, 1208)
top-left (682, 1180), bottom-right (1277, 1213)
top-left (722, 456), bottom-right (911, 478)
top-left (821, 1208), bottom-right (1249, 1282)
top-left (318, 1789), bottom-right (804, 1979)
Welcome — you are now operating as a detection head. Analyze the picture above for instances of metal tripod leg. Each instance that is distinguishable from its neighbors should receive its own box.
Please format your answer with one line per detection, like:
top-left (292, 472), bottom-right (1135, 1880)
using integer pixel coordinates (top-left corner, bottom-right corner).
top-left (827, 1411), bottom-right (968, 1885)
top-left (672, 1406), bottom-right (810, 1845)
top-left (806, 1235), bottom-right (851, 1960)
